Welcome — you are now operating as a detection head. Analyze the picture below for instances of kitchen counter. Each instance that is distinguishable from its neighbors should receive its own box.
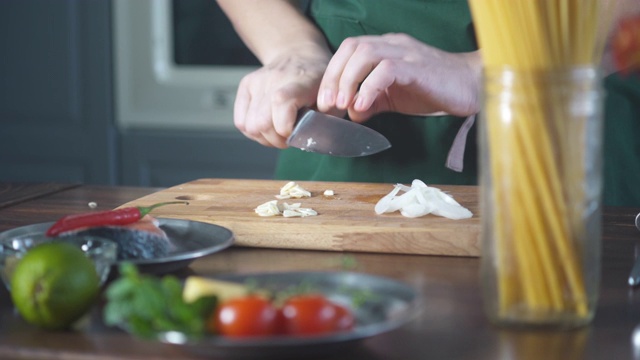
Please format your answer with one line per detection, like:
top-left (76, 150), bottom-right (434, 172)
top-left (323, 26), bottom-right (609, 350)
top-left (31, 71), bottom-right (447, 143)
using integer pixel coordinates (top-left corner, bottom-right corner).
top-left (0, 180), bottom-right (639, 360)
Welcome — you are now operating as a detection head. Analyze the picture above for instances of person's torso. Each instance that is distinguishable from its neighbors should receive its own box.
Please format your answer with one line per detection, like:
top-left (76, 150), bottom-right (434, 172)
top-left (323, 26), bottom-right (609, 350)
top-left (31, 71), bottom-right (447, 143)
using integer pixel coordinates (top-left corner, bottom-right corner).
top-left (276, 0), bottom-right (479, 185)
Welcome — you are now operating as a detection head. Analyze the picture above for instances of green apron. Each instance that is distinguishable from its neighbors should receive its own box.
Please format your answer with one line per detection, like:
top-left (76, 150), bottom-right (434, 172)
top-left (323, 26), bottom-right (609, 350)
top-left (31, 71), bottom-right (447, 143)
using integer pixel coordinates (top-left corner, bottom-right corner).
top-left (275, 0), bottom-right (478, 185)
top-left (274, 0), bottom-right (640, 206)
top-left (603, 74), bottom-right (640, 207)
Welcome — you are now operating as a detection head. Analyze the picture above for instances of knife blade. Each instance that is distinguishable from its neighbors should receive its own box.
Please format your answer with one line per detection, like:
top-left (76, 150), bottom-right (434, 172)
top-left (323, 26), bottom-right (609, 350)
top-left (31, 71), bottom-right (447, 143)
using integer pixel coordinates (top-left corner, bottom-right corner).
top-left (286, 108), bottom-right (391, 157)
top-left (629, 213), bottom-right (640, 286)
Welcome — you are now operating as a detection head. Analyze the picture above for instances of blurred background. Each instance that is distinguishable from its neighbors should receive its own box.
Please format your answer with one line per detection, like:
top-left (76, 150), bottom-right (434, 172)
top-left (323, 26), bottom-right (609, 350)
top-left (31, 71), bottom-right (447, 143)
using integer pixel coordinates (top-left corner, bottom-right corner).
top-left (0, 0), bottom-right (280, 187)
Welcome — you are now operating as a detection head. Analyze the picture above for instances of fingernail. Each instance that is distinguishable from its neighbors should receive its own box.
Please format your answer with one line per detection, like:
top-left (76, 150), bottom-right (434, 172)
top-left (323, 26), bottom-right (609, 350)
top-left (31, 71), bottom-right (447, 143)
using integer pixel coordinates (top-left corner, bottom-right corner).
top-left (354, 96), bottom-right (365, 111)
top-left (321, 89), bottom-right (334, 107)
top-left (336, 91), bottom-right (347, 108)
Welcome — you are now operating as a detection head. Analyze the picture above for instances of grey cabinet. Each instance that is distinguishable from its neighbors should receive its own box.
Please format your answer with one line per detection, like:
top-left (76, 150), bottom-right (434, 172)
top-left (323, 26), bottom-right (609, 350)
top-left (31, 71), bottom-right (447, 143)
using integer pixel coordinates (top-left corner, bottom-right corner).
top-left (0, 0), bottom-right (117, 184)
top-left (120, 130), bottom-right (278, 187)
top-left (0, 0), bottom-right (278, 187)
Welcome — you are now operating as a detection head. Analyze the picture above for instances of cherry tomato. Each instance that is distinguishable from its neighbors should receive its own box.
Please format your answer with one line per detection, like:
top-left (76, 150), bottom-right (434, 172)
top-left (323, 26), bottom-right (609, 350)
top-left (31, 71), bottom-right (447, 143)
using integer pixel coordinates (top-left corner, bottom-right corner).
top-left (210, 295), bottom-right (279, 337)
top-left (612, 15), bottom-right (640, 73)
top-left (332, 302), bottom-right (355, 332)
top-left (280, 294), bottom-right (355, 336)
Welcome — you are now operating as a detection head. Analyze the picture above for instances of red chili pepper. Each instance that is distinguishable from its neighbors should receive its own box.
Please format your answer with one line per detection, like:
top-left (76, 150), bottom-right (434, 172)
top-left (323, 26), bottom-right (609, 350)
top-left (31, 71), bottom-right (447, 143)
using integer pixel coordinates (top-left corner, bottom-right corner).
top-left (45, 201), bottom-right (187, 237)
top-left (612, 15), bottom-right (640, 74)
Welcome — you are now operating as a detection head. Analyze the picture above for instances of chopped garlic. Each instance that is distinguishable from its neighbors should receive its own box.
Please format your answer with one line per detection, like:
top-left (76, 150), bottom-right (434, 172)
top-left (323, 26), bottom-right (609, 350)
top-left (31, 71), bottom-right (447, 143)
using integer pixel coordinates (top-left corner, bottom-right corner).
top-left (276, 181), bottom-right (311, 199)
top-left (296, 208), bottom-right (318, 216)
top-left (283, 209), bottom-right (303, 217)
top-left (254, 200), bottom-right (317, 218)
top-left (323, 189), bottom-right (334, 196)
top-left (283, 207), bottom-right (318, 217)
top-left (282, 202), bottom-right (301, 210)
top-left (254, 200), bottom-right (281, 217)
top-left (280, 181), bottom-right (296, 193)
top-left (256, 182), bottom-right (318, 217)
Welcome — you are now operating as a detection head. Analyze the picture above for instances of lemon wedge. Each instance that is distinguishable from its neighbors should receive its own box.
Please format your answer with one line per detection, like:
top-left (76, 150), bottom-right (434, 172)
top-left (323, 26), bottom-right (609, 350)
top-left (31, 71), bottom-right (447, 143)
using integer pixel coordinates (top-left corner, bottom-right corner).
top-left (182, 276), bottom-right (255, 303)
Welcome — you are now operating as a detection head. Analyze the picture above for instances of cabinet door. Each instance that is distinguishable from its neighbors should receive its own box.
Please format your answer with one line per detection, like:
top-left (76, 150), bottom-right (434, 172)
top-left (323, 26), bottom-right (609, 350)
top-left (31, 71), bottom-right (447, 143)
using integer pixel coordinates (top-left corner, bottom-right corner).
top-left (120, 130), bottom-right (278, 187)
top-left (0, 0), bottom-right (115, 184)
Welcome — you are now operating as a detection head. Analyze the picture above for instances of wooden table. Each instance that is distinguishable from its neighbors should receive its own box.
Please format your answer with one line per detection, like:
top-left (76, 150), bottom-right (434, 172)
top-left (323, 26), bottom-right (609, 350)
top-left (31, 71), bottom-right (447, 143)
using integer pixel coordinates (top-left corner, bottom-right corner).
top-left (0, 183), bottom-right (79, 210)
top-left (0, 183), bottom-right (639, 360)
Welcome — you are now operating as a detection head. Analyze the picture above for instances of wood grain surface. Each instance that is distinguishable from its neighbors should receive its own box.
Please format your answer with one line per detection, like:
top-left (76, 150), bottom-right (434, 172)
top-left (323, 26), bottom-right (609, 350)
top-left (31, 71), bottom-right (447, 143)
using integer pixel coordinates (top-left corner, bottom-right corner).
top-left (117, 178), bottom-right (481, 256)
top-left (0, 184), bottom-right (639, 360)
top-left (0, 182), bottom-right (79, 209)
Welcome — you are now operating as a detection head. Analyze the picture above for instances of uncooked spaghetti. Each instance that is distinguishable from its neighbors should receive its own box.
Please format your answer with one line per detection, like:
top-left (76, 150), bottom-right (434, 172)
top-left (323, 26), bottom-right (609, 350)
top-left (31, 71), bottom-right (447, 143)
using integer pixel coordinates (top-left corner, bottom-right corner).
top-left (469, 0), bottom-right (611, 323)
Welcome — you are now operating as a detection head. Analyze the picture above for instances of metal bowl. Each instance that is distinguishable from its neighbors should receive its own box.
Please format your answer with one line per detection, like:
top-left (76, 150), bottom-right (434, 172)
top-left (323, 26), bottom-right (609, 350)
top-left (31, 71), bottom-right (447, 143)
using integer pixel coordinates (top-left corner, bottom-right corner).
top-left (0, 218), bottom-right (234, 275)
top-left (147, 271), bottom-right (420, 358)
top-left (0, 233), bottom-right (117, 289)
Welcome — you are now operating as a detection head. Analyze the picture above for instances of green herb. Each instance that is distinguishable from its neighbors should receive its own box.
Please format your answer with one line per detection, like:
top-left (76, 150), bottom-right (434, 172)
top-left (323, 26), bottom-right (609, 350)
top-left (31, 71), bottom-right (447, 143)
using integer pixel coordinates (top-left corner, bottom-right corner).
top-left (336, 284), bottom-right (378, 308)
top-left (103, 263), bottom-right (217, 339)
top-left (270, 279), bottom-right (317, 306)
top-left (339, 255), bottom-right (358, 270)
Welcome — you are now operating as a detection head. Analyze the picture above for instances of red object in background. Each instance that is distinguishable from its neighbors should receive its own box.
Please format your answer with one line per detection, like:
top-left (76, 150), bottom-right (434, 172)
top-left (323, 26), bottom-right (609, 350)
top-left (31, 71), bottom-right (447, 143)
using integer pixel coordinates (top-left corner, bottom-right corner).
top-left (212, 296), bottom-right (280, 337)
top-left (280, 294), bottom-right (355, 336)
top-left (45, 201), bottom-right (187, 237)
top-left (210, 293), bottom-right (355, 338)
top-left (612, 14), bottom-right (640, 74)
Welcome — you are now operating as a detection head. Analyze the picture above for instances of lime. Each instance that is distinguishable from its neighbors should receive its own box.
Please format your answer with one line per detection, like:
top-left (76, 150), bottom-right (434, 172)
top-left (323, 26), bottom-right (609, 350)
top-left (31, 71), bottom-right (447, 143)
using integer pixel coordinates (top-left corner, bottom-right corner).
top-left (10, 241), bottom-right (100, 330)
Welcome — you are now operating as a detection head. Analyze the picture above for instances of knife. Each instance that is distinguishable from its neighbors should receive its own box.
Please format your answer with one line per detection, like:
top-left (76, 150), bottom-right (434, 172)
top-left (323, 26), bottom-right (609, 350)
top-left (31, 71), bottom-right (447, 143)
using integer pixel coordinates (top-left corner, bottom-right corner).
top-left (629, 213), bottom-right (640, 286)
top-left (286, 108), bottom-right (391, 157)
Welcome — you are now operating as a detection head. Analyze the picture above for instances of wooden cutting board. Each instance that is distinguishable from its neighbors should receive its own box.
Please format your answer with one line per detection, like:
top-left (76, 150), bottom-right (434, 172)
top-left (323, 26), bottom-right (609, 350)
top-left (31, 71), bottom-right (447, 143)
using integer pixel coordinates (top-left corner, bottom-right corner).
top-left (118, 178), bottom-right (481, 257)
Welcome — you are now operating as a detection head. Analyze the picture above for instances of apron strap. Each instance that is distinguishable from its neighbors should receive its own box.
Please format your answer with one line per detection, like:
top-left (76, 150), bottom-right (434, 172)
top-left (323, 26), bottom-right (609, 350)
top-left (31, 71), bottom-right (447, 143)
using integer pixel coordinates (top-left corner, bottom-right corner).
top-left (445, 114), bottom-right (476, 172)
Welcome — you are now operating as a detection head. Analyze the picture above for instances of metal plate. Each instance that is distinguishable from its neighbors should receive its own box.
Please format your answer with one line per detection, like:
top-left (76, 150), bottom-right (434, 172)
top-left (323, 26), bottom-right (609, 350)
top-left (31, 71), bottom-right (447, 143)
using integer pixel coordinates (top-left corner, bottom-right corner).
top-left (153, 271), bottom-right (419, 358)
top-left (0, 218), bottom-right (234, 274)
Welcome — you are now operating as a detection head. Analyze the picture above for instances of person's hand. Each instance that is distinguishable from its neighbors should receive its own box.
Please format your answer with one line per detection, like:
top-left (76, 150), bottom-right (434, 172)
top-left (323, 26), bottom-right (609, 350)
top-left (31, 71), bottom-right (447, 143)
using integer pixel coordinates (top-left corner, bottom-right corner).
top-left (233, 45), bottom-right (331, 148)
top-left (316, 33), bottom-right (482, 122)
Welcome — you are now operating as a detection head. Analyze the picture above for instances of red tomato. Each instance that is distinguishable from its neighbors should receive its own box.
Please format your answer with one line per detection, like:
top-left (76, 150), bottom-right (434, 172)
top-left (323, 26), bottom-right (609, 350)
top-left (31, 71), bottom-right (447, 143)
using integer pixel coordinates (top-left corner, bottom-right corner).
top-left (280, 294), bottom-right (355, 336)
top-left (612, 15), bottom-right (640, 73)
top-left (333, 302), bottom-right (355, 332)
top-left (211, 295), bottom-right (279, 337)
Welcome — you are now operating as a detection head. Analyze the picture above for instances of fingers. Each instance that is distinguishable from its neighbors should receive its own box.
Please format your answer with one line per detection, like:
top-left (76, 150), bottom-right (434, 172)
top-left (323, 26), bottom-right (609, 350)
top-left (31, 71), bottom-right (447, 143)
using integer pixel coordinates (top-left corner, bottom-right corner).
top-left (351, 59), bottom-right (396, 114)
top-left (318, 38), bottom-right (361, 111)
top-left (231, 44), bottom-right (331, 149)
top-left (233, 78), bottom-right (260, 146)
top-left (317, 33), bottom-right (480, 121)
top-left (318, 37), bottom-right (373, 112)
top-left (233, 68), bottom-right (320, 149)
top-left (234, 72), bottom-right (288, 148)
top-left (272, 79), bottom-right (325, 136)
top-left (317, 35), bottom-right (403, 116)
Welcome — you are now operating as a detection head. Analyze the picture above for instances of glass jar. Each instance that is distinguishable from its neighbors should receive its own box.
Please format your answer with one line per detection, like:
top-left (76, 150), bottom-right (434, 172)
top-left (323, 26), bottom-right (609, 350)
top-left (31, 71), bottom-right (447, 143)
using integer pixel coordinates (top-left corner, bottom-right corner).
top-left (479, 66), bottom-right (603, 328)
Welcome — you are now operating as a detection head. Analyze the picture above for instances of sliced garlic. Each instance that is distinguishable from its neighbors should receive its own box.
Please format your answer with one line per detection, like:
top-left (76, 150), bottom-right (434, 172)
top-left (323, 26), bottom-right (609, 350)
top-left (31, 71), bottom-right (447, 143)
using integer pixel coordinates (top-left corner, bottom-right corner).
top-left (281, 202), bottom-right (317, 217)
top-left (276, 181), bottom-right (312, 199)
top-left (255, 200), bottom-right (281, 217)
top-left (296, 208), bottom-right (318, 216)
top-left (283, 209), bottom-right (303, 217)
top-left (283, 207), bottom-right (318, 217)
top-left (254, 200), bottom-right (317, 218)
top-left (323, 189), bottom-right (334, 196)
top-left (282, 202), bottom-right (301, 210)
top-left (280, 181), bottom-right (296, 193)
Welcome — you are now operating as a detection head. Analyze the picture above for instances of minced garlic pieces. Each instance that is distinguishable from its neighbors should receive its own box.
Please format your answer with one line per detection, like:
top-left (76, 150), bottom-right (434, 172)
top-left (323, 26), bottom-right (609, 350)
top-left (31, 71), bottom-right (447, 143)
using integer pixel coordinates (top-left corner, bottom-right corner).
top-left (255, 200), bottom-right (317, 218)
top-left (275, 181), bottom-right (311, 199)
top-left (255, 182), bottom-right (318, 218)
top-left (282, 202), bottom-right (318, 217)
top-left (254, 200), bottom-right (281, 217)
